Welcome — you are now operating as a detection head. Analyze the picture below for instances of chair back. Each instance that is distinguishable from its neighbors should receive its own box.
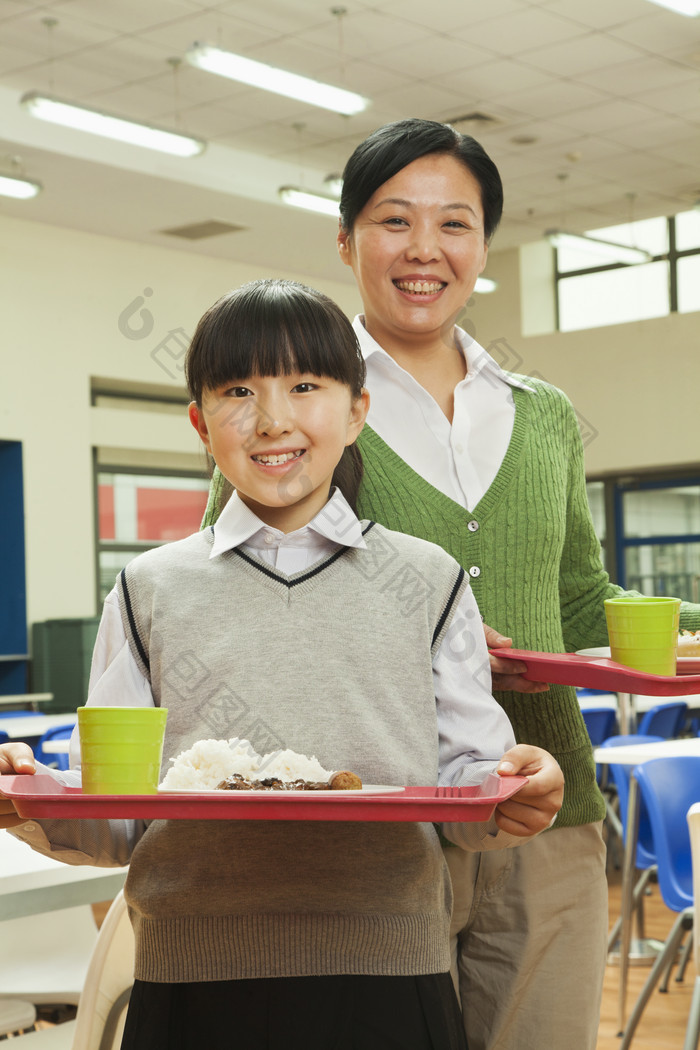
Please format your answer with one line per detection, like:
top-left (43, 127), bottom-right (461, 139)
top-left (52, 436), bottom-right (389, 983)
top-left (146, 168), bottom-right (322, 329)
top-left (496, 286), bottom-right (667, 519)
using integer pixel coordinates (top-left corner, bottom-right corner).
top-left (71, 889), bottom-right (134, 1050)
top-left (637, 701), bottom-right (688, 739)
top-left (0, 730), bottom-right (8, 744)
top-left (633, 756), bottom-right (700, 913)
top-left (582, 706), bottom-right (618, 746)
top-left (687, 801), bottom-right (700, 976)
top-left (599, 734), bottom-right (664, 870)
top-left (34, 723), bottom-right (75, 771)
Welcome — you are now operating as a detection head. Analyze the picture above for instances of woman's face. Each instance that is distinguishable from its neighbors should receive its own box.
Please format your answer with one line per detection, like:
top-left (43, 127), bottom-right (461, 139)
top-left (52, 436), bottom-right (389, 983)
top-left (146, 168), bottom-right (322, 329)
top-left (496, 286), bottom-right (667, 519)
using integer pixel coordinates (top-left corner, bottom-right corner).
top-left (337, 153), bottom-right (489, 352)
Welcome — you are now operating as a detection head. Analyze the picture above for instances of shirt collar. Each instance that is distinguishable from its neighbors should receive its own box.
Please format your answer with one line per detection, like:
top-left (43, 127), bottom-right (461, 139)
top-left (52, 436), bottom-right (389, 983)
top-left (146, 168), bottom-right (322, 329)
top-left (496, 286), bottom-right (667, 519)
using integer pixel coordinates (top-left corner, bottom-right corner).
top-left (209, 487), bottom-right (367, 558)
top-left (352, 314), bottom-right (534, 394)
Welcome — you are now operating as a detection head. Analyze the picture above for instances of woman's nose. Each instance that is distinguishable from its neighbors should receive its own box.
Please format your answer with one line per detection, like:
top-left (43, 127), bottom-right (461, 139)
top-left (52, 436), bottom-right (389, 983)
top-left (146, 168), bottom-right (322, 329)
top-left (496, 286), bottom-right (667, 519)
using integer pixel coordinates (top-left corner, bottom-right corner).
top-left (405, 229), bottom-right (441, 263)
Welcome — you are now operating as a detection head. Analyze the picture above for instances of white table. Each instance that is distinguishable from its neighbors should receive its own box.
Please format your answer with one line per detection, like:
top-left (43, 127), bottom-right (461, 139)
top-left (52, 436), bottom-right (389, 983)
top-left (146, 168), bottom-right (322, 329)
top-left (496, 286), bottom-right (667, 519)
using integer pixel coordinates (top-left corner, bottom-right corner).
top-left (593, 737), bottom-right (700, 1035)
top-left (0, 830), bottom-right (127, 922)
top-left (41, 738), bottom-right (71, 754)
top-left (0, 713), bottom-right (76, 741)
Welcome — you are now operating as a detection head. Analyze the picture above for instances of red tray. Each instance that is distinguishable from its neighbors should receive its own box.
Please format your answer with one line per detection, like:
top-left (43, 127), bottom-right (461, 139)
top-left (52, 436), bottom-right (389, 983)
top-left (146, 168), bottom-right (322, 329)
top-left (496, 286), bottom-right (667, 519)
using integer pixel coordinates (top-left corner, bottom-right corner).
top-left (491, 648), bottom-right (700, 696)
top-left (0, 773), bottom-right (527, 823)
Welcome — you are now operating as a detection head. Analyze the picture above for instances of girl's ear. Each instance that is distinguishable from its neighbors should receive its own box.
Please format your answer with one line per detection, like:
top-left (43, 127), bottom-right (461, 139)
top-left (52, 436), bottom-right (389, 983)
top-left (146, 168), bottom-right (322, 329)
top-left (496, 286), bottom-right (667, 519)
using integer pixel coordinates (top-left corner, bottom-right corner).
top-left (345, 388), bottom-right (370, 445)
top-left (188, 401), bottom-right (211, 452)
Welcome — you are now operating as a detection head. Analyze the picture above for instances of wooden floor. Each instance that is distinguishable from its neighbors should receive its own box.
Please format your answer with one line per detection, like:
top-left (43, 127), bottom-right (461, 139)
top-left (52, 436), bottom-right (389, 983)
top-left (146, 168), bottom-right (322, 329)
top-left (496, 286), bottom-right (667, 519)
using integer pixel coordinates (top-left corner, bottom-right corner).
top-left (598, 870), bottom-right (697, 1050)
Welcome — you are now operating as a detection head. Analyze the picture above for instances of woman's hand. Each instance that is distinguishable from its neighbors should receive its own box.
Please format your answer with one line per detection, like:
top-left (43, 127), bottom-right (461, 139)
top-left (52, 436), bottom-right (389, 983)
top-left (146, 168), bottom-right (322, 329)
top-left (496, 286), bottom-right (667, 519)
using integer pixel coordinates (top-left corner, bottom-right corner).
top-left (0, 743), bottom-right (36, 829)
top-left (493, 744), bottom-right (564, 837)
top-left (483, 623), bottom-right (549, 693)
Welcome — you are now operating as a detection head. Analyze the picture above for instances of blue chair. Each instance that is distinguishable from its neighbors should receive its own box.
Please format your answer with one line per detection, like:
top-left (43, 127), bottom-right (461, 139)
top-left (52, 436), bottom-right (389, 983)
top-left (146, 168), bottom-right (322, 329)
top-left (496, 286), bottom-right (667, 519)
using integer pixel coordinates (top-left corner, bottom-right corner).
top-left (637, 701), bottom-right (688, 739)
top-left (619, 755), bottom-right (700, 1049)
top-left (0, 730), bottom-right (8, 744)
top-left (0, 711), bottom-right (43, 719)
top-left (33, 724), bottom-right (74, 771)
top-left (581, 706), bottom-right (618, 747)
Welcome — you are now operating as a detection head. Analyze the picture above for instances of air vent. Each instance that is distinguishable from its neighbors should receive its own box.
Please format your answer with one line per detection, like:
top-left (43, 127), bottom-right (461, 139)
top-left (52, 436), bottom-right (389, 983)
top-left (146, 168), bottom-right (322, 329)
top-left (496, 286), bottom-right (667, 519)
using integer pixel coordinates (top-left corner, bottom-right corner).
top-left (159, 220), bottom-right (246, 240)
top-left (444, 111), bottom-right (504, 130)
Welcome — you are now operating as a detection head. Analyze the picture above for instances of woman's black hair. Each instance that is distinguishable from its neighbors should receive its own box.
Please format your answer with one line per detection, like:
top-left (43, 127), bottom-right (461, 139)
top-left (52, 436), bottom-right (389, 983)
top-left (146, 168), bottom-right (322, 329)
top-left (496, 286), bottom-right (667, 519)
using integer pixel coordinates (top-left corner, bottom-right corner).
top-left (339, 118), bottom-right (503, 243)
top-left (185, 279), bottom-right (366, 511)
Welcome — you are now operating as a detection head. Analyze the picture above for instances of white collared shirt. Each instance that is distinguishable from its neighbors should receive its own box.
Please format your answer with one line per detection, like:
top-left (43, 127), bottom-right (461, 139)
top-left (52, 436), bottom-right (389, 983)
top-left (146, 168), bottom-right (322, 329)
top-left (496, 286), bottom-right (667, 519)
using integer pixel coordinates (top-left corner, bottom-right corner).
top-left (80, 489), bottom-right (514, 794)
top-left (355, 317), bottom-right (533, 511)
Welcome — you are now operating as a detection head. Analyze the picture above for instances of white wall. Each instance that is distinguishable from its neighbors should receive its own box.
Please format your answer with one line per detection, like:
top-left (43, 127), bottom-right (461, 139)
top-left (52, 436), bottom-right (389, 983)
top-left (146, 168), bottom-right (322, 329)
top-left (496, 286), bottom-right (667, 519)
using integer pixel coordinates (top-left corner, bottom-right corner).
top-left (0, 213), bottom-right (359, 625)
top-left (470, 246), bottom-right (700, 477)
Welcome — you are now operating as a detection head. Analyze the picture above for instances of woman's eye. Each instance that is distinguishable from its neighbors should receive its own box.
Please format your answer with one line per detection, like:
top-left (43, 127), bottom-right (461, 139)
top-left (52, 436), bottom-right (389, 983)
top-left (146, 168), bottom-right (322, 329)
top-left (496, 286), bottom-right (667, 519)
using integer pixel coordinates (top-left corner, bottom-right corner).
top-left (384, 217), bottom-right (408, 227)
top-left (444, 220), bottom-right (468, 230)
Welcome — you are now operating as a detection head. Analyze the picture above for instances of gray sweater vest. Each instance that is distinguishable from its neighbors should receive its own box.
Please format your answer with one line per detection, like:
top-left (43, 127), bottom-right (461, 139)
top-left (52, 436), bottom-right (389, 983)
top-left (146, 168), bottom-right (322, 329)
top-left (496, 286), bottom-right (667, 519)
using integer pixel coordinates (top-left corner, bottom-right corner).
top-left (117, 521), bottom-right (467, 982)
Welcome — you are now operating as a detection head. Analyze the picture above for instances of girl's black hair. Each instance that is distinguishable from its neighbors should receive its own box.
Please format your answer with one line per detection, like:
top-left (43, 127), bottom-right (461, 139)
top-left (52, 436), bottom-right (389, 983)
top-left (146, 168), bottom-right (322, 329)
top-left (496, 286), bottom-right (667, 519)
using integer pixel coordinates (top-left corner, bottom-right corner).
top-left (339, 118), bottom-right (504, 243)
top-left (185, 279), bottom-right (366, 511)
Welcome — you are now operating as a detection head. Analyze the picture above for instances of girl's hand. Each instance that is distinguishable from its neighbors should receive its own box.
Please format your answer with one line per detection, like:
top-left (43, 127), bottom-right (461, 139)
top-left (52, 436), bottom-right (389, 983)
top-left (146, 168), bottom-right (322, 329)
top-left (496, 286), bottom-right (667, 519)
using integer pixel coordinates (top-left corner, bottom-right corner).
top-left (0, 743), bottom-right (36, 829)
top-left (483, 623), bottom-right (549, 693)
top-left (493, 744), bottom-right (564, 837)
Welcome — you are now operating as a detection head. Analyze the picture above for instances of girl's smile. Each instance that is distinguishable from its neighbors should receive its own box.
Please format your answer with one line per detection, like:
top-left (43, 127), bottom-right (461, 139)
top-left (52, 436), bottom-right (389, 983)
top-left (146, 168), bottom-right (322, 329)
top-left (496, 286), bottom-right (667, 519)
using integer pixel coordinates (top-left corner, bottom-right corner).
top-left (189, 372), bottom-right (368, 533)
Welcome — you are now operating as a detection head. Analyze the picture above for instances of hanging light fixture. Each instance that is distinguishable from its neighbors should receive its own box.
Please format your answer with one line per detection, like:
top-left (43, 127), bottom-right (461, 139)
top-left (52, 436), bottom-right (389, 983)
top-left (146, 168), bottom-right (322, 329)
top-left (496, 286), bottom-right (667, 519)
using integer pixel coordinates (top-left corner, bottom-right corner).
top-left (0, 172), bottom-right (42, 199)
top-left (278, 186), bottom-right (341, 217)
top-left (20, 92), bottom-right (206, 157)
top-left (544, 229), bottom-right (653, 265)
top-left (642, 0), bottom-right (700, 14)
top-left (185, 43), bottom-right (369, 116)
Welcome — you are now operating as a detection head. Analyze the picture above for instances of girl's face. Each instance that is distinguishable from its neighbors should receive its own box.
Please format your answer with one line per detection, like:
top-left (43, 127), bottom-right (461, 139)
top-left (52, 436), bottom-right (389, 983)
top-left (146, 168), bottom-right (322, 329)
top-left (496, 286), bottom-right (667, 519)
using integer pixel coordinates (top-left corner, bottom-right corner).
top-left (337, 153), bottom-right (488, 354)
top-left (189, 373), bottom-right (368, 533)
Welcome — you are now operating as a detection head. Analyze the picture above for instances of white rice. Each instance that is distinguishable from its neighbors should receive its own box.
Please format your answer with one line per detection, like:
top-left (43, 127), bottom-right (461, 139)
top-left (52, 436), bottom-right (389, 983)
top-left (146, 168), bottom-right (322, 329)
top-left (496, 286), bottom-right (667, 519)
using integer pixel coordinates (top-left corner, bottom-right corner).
top-left (255, 749), bottom-right (332, 783)
top-left (160, 737), bottom-right (333, 789)
top-left (160, 737), bottom-right (262, 789)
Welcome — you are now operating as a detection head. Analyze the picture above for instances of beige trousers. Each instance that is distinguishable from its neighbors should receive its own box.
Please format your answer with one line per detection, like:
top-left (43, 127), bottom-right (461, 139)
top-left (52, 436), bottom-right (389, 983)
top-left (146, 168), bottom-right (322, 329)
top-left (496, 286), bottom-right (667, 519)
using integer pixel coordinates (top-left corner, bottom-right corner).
top-left (445, 822), bottom-right (608, 1050)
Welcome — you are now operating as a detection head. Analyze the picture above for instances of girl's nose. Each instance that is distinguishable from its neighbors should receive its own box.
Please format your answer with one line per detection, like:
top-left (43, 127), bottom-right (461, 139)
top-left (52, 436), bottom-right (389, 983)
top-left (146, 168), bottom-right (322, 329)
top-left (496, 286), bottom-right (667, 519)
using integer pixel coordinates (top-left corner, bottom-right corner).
top-left (256, 401), bottom-right (291, 437)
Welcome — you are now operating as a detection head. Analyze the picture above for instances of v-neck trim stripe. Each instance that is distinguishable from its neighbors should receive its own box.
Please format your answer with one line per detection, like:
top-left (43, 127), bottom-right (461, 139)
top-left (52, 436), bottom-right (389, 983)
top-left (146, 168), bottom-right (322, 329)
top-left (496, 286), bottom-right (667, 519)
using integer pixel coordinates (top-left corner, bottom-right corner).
top-left (230, 520), bottom-right (377, 588)
top-left (120, 567), bottom-right (150, 673)
top-left (431, 566), bottom-right (465, 648)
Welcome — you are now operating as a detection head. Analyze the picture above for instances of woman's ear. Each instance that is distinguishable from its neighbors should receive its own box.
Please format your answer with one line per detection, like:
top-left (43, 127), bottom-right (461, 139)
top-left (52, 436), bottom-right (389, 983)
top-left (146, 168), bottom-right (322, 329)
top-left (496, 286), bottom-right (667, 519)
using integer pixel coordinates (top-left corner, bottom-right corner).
top-left (345, 388), bottom-right (370, 445)
top-left (188, 401), bottom-right (211, 453)
top-left (337, 224), bottom-right (352, 267)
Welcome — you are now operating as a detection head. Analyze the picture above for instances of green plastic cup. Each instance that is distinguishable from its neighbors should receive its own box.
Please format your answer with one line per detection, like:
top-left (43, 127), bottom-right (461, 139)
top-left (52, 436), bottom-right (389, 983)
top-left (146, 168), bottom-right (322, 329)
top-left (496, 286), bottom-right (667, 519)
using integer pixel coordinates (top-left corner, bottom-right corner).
top-left (604, 597), bottom-right (681, 677)
top-left (78, 706), bottom-right (168, 795)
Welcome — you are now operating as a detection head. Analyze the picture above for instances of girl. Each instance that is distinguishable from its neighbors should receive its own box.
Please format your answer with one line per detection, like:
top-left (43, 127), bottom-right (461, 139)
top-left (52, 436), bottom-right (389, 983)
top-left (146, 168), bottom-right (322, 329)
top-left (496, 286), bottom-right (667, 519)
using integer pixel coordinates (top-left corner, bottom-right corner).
top-left (0, 279), bottom-right (563, 1050)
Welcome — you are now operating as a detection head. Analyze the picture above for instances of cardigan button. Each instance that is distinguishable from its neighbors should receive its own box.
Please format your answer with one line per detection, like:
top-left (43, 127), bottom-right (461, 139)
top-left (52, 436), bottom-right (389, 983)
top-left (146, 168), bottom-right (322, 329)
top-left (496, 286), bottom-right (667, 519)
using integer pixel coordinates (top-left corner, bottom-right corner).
top-left (467, 520), bottom-right (479, 532)
top-left (469, 566), bottom-right (481, 578)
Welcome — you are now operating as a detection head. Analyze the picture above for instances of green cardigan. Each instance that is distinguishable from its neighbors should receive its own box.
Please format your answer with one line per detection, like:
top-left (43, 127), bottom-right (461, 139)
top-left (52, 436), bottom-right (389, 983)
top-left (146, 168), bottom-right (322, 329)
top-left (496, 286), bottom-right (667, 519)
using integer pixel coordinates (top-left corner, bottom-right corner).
top-left (201, 376), bottom-right (700, 828)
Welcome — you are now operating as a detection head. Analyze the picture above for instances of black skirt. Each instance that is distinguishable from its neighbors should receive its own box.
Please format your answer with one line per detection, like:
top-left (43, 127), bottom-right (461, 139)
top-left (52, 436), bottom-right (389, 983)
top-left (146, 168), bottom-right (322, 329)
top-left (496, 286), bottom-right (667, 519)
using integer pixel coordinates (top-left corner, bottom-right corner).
top-left (120, 972), bottom-right (467, 1050)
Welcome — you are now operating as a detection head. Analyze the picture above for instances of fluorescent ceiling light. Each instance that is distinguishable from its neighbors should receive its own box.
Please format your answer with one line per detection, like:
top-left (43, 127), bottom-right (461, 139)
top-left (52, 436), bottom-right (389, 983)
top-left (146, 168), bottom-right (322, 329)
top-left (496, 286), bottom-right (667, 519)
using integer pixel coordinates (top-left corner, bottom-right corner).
top-left (20, 92), bottom-right (206, 157)
top-left (474, 277), bottom-right (498, 294)
top-left (642, 0), bottom-right (700, 14)
top-left (545, 228), bottom-right (653, 265)
top-left (279, 186), bottom-right (340, 217)
top-left (0, 173), bottom-right (41, 199)
top-left (186, 43), bottom-right (370, 116)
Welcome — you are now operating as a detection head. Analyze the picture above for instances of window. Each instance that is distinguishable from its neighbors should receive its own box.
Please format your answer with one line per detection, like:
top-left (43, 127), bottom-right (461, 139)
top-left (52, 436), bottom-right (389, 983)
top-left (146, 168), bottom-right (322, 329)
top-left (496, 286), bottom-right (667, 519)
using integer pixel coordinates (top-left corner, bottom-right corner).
top-left (554, 210), bottom-right (700, 333)
top-left (586, 472), bottom-right (700, 602)
top-left (96, 469), bottom-right (210, 604)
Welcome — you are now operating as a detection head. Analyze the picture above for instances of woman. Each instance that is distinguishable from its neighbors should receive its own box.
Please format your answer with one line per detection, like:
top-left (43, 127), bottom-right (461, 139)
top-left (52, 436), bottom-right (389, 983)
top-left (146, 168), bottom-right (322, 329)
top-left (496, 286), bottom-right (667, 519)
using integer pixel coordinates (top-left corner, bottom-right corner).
top-left (204, 119), bottom-right (700, 1050)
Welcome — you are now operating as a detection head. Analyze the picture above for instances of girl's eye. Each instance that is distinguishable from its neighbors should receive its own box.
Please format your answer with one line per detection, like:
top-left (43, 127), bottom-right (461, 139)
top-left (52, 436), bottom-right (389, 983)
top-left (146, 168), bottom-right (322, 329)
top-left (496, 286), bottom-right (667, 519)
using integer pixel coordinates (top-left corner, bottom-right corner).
top-left (226, 386), bottom-right (253, 398)
top-left (292, 382), bottom-right (317, 393)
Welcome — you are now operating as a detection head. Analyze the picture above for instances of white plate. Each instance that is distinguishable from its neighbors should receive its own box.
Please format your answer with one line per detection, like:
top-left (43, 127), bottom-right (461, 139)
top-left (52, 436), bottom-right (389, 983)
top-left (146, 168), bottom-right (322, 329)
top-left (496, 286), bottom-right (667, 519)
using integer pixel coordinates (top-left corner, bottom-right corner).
top-left (576, 647), bottom-right (700, 674)
top-left (158, 784), bottom-right (404, 796)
